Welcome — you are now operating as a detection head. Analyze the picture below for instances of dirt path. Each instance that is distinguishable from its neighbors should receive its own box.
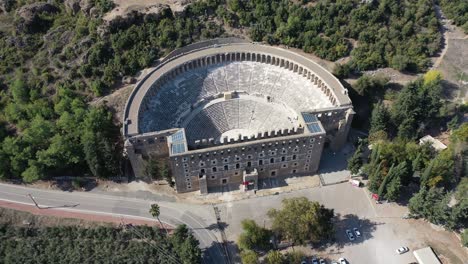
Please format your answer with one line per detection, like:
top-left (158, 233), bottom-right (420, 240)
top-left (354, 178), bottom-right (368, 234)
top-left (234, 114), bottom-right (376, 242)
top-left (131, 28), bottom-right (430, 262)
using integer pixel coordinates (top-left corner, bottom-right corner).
top-left (433, 5), bottom-right (450, 68)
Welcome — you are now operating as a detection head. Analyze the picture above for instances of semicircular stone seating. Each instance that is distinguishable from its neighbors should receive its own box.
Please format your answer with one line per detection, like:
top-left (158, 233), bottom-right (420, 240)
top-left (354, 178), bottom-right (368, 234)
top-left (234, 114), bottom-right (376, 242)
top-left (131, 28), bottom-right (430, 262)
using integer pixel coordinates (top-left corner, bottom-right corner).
top-left (139, 61), bottom-right (333, 138)
top-left (184, 99), bottom-right (297, 143)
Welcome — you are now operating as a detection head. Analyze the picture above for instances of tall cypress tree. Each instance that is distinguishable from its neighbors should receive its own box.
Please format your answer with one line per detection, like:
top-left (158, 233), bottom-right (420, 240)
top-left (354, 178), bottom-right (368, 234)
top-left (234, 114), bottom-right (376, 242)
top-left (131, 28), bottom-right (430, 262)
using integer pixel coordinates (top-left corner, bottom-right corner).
top-left (378, 163), bottom-right (394, 197)
top-left (348, 143), bottom-right (363, 175)
top-left (368, 160), bottom-right (384, 194)
top-left (370, 101), bottom-right (389, 135)
top-left (420, 159), bottom-right (435, 188)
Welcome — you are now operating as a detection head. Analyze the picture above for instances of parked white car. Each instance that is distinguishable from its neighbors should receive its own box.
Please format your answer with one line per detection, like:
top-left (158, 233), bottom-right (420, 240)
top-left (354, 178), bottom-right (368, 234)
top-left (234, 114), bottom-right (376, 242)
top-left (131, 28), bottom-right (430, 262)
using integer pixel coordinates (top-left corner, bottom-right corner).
top-left (338, 258), bottom-right (347, 264)
top-left (353, 227), bottom-right (361, 238)
top-left (346, 229), bottom-right (355, 241)
top-left (396, 246), bottom-right (409, 254)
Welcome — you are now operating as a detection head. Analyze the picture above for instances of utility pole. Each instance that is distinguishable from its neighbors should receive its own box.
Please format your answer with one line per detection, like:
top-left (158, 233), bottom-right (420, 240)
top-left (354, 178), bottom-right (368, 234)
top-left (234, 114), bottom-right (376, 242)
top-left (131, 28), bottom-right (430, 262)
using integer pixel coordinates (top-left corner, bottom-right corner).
top-left (28, 194), bottom-right (40, 209)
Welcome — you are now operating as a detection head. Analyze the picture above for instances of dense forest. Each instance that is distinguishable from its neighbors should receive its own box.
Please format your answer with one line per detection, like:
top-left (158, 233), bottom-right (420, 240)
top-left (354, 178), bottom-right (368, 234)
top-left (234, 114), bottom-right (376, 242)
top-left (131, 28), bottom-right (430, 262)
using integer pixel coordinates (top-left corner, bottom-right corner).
top-left (0, 0), bottom-right (462, 183)
top-left (0, 0), bottom-right (224, 182)
top-left (439, 0), bottom-right (468, 33)
top-left (347, 71), bottom-right (467, 238)
top-left (0, 223), bottom-right (201, 264)
top-left (220, 0), bottom-right (441, 72)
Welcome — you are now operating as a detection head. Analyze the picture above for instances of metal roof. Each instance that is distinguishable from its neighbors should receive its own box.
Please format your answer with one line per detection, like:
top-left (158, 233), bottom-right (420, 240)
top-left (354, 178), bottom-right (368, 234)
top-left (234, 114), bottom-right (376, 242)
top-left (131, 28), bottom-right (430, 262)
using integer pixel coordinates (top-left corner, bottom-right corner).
top-left (307, 123), bottom-right (322, 133)
top-left (171, 142), bottom-right (186, 154)
top-left (168, 129), bottom-right (187, 155)
top-left (302, 113), bottom-right (318, 123)
top-left (302, 112), bottom-right (323, 134)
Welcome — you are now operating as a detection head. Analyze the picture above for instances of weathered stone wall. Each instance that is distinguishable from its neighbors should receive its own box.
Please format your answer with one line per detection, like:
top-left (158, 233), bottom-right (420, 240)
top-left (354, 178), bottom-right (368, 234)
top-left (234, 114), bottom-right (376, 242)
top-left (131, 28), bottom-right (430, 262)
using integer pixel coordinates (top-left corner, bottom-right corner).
top-left (312, 107), bottom-right (354, 150)
top-left (169, 133), bottom-right (325, 193)
top-left (125, 129), bottom-right (179, 178)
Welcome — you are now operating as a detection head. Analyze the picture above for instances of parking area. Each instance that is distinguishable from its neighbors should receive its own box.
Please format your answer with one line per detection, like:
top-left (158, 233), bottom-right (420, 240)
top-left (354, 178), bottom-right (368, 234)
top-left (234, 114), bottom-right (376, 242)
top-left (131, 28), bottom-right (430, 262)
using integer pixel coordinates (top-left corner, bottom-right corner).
top-left (219, 182), bottom-right (467, 264)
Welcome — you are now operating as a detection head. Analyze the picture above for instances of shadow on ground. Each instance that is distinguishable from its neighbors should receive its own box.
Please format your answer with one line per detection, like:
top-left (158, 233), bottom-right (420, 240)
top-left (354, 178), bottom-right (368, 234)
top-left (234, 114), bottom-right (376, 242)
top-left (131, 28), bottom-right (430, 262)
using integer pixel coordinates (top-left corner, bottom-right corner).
top-left (203, 240), bottom-right (238, 264)
top-left (319, 149), bottom-right (349, 174)
top-left (314, 213), bottom-right (381, 251)
top-left (206, 221), bottom-right (229, 231)
top-left (53, 178), bottom-right (98, 192)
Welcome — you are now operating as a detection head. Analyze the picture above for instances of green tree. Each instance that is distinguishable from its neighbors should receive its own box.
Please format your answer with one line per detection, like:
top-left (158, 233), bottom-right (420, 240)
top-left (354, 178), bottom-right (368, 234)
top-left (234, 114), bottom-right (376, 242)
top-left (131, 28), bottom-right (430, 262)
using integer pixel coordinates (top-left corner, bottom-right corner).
top-left (348, 143), bottom-right (363, 175)
top-left (240, 250), bottom-right (259, 264)
top-left (353, 74), bottom-right (389, 96)
top-left (408, 187), bottom-right (450, 226)
top-left (161, 162), bottom-right (173, 187)
top-left (378, 164), bottom-right (394, 198)
top-left (285, 251), bottom-right (306, 264)
top-left (0, 149), bottom-right (10, 179)
top-left (238, 219), bottom-right (272, 251)
top-left (149, 203), bottom-right (168, 234)
top-left (10, 72), bottom-right (29, 103)
top-left (392, 78), bottom-right (442, 139)
top-left (368, 161), bottom-right (384, 194)
top-left (265, 250), bottom-right (285, 264)
top-left (21, 162), bottom-right (44, 183)
top-left (447, 198), bottom-right (468, 230)
top-left (391, 54), bottom-right (408, 71)
top-left (333, 63), bottom-right (351, 78)
top-left (385, 175), bottom-right (402, 201)
top-left (81, 106), bottom-right (121, 178)
top-left (267, 197), bottom-right (334, 245)
top-left (145, 157), bottom-right (162, 181)
top-left (462, 229), bottom-right (468, 247)
top-left (369, 102), bottom-right (389, 135)
top-left (455, 178), bottom-right (468, 201)
top-left (171, 224), bottom-right (202, 264)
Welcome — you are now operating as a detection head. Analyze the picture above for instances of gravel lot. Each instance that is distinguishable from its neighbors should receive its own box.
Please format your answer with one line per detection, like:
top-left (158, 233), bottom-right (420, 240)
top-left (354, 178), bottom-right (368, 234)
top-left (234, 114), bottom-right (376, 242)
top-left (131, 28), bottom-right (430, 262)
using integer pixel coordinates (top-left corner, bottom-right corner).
top-left (219, 183), bottom-right (467, 264)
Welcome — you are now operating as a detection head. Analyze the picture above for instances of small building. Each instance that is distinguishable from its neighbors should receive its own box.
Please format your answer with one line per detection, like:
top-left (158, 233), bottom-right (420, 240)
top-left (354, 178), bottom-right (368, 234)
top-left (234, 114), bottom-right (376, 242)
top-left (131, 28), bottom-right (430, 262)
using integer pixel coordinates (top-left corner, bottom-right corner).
top-left (419, 135), bottom-right (447, 151)
top-left (413, 247), bottom-right (441, 264)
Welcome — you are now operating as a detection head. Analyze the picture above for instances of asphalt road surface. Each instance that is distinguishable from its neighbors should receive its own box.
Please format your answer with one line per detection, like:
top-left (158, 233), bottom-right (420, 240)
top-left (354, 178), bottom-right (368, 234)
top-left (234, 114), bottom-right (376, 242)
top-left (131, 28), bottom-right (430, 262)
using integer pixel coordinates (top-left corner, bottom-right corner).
top-left (0, 183), bottom-right (226, 264)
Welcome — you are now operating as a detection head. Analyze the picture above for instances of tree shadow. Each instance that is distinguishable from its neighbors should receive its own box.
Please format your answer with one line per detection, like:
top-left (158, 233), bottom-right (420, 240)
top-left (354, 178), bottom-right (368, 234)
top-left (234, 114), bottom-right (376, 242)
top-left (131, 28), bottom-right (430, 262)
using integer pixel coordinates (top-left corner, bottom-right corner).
top-left (440, 79), bottom-right (462, 100)
top-left (52, 177), bottom-right (98, 192)
top-left (314, 213), bottom-right (381, 250)
top-left (395, 183), bottom-right (420, 206)
top-left (203, 240), bottom-right (238, 264)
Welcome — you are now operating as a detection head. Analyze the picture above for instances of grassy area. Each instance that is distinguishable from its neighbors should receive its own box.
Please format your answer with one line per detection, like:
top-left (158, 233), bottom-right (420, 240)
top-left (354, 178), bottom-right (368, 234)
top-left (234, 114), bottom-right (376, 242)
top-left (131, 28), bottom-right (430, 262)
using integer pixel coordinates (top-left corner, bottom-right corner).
top-left (0, 14), bottom-right (14, 33)
top-left (0, 207), bottom-right (113, 228)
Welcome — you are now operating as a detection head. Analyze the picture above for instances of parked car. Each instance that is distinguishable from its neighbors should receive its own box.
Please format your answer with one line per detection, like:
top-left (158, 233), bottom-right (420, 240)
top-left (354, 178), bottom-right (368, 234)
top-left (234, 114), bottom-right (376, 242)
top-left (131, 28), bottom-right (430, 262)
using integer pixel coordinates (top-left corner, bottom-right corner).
top-left (301, 260), bottom-right (307, 264)
top-left (353, 227), bottom-right (361, 238)
top-left (346, 229), bottom-right (355, 241)
top-left (319, 259), bottom-right (326, 264)
top-left (396, 246), bottom-right (409, 254)
top-left (312, 258), bottom-right (319, 264)
top-left (338, 258), bottom-right (347, 264)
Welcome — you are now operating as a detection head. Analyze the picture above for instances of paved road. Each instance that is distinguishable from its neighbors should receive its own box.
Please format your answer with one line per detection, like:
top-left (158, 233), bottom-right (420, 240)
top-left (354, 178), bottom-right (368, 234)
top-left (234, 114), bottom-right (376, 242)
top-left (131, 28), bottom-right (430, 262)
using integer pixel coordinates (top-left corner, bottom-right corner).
top-left (0, 183), bottom-right (225, 264)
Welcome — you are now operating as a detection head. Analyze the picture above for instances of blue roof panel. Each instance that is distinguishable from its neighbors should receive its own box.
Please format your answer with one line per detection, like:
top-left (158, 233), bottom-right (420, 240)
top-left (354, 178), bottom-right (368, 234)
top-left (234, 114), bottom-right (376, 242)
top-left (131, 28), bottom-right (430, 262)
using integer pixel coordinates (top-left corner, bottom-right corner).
top-left (171, 142), bottom-right (186, 154)
top-left (171, 130), bottom-right (184, 142)
top-left (307, 123), bottom-right (322, 133)
top-left (302, 113), bottom-right (318, 123)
